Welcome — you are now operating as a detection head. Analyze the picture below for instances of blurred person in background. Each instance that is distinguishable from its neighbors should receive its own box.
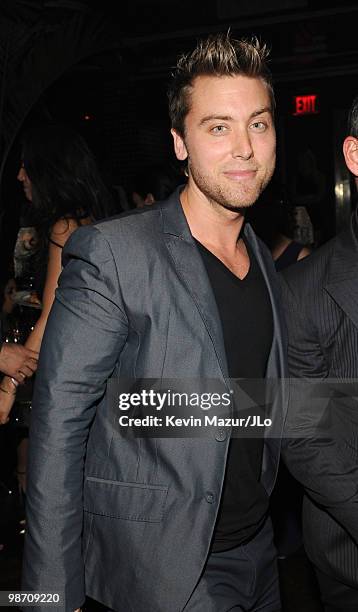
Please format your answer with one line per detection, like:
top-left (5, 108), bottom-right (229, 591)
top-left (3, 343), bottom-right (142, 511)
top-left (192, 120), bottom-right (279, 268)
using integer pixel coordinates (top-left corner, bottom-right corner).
top-left (0, 123), bottom-right (114, 430)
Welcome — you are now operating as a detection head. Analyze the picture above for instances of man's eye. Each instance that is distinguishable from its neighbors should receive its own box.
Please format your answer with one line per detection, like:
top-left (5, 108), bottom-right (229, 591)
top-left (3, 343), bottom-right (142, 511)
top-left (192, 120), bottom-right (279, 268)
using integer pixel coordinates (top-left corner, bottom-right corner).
top-left (251, 121), bottom-right (266, 131)
top-left (211, 125), bottom-right (228, 134)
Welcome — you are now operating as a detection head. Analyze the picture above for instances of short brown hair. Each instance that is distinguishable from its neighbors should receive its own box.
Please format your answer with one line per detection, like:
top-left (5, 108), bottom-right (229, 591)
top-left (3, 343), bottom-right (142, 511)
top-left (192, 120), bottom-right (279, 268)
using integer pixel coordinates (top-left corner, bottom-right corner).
top-left (168, 32), bottom-right (275, 137)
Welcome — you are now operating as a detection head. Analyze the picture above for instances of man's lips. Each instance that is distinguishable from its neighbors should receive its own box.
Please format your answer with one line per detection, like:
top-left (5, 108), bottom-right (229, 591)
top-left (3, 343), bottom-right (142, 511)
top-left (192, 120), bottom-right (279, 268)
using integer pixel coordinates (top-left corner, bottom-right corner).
top-left (223, 169), bottom-right (257, 180)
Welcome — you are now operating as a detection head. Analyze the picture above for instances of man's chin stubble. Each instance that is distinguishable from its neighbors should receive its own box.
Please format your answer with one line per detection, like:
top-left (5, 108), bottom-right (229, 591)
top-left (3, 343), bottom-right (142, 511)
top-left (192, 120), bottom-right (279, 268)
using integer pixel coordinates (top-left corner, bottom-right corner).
top-left (207, 190), bottom-right (262, 213)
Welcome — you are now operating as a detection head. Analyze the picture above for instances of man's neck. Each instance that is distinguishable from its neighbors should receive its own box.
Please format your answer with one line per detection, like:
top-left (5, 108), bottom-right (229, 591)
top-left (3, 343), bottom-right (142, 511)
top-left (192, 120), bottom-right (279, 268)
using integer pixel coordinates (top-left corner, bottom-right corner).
top-left (180, 184), bottom-right (245, 255)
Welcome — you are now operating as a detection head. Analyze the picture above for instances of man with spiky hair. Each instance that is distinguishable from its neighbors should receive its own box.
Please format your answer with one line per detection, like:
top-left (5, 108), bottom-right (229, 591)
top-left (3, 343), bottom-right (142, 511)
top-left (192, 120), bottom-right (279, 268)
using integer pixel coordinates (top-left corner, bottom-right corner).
top-left (23, 33), bottom-right (283, 611)
top-left (281, 97), bottom-right (358, 611)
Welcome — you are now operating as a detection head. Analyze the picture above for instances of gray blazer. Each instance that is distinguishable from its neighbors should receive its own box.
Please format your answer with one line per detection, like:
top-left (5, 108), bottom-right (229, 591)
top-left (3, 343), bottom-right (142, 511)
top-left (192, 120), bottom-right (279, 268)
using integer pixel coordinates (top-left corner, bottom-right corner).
top-left (281, 210), bottom-right (358, 587)
top-left (22, 189), bottom-right (287, 612)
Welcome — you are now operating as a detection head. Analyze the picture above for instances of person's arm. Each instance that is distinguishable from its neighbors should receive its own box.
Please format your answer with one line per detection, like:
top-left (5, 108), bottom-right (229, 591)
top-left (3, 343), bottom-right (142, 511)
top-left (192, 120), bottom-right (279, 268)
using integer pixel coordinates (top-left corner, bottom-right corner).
top-left (0, 220), bottom-right (78, 424)
top-left (280, 274), bottom-right (358, 544)
top-left (22, 225), bottom-right (128, 612)
top-left (25, 219), bottom-right (79, 354)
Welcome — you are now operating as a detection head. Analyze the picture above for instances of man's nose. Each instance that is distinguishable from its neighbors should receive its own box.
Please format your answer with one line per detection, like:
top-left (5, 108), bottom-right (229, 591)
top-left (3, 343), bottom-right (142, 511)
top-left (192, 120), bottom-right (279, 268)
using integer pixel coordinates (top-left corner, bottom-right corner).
top-left (231, 130), bottom-right (253, 160)
top-left (17, 167), bottom-right (25, 181)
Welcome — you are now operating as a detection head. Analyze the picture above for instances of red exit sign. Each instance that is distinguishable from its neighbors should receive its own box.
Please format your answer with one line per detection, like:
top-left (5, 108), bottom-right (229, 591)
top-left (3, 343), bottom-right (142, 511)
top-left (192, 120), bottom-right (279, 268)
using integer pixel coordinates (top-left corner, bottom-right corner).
top-left (293, 95), bottom-right (319, 116)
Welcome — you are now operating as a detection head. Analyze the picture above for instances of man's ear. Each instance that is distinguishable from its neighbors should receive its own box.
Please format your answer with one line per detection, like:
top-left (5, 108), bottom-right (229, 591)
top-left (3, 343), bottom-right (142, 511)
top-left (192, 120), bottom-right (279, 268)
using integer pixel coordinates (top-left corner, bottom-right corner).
top-left (343, 136), bottom-right (358, 178)
top-left (171, 129), bottom-right (188, 161)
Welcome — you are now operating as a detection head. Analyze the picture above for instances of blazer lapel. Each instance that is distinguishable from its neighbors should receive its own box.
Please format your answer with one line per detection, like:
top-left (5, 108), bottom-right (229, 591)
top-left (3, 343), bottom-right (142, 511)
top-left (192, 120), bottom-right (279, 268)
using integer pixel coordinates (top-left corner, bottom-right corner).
top-left (244, 224), bottom-right (288, 382)
top-left (244, 224), bottom-right (288, 493)
top-left (325, 212), bottom-right (358, 331)
top-left (160, 190), bottom-right (228, 379)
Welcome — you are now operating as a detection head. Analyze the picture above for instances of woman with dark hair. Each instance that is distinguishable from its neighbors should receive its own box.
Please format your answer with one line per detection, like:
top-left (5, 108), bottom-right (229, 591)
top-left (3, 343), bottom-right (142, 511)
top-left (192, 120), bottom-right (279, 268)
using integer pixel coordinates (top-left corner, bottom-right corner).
top-left (0, 124), bottom-right (113, 425)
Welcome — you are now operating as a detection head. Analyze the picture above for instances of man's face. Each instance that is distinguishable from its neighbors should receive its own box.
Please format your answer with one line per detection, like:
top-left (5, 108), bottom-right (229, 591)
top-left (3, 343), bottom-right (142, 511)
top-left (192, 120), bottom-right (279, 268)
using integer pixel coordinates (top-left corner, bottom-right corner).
top-left (172, 74), bottom-right (276, 211)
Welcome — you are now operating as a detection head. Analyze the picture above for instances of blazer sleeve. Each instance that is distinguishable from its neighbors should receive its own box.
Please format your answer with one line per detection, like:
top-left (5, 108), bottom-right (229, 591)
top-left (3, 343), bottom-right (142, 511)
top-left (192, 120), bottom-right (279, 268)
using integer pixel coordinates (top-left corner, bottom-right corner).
top-left (280, 273), bottom-right (358, 545)
top-left (22, 225), bottom-right (129, 611)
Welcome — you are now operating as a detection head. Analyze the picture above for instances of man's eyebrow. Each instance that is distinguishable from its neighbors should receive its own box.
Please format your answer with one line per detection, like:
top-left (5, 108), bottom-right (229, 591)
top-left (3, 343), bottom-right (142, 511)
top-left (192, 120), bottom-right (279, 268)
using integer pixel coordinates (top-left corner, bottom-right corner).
top-left (198, 107), bottom-right (273, 127)
top-left (250, 107), bottom-right (272, 119)
top-left (199, 115), bottom-right (232, 126)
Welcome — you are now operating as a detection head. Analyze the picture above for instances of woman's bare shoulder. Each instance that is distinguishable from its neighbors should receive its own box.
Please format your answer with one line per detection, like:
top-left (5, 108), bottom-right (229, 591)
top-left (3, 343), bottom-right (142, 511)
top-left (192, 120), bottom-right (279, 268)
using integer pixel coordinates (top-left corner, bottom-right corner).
top-left (50, 217), bottom-right (90, 247)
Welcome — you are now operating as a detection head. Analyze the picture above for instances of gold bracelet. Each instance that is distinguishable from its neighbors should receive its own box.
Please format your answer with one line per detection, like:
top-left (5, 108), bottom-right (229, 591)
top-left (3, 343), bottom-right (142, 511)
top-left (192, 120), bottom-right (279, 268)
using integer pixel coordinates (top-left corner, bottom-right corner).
top-left (9, 377), bottom-right (19, 389)
top-left (0, 385), bottom-right (16, 395)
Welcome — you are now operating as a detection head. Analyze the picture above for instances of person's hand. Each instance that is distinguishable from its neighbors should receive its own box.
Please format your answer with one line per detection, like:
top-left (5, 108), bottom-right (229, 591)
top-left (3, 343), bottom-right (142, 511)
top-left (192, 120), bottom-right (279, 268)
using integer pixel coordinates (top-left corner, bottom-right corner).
top-left (0, 343), bottom-right (38, 382)
top-left (0, 376), bottom-right (17, 425)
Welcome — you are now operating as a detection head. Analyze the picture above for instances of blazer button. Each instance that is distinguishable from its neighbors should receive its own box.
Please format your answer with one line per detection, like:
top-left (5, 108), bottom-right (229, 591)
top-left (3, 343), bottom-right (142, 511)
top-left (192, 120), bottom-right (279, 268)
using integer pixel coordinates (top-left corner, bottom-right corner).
top-left (215, 428), bottom-right (227, 442)
top-left (205, 492), bottom-right (215, 504)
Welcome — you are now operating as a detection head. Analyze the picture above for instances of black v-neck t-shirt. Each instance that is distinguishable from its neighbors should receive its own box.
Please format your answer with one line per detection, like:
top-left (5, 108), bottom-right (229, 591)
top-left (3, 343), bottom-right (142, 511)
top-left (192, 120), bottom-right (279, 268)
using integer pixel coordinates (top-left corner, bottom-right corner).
top-left (195, 235), bottom-right (273, 551)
